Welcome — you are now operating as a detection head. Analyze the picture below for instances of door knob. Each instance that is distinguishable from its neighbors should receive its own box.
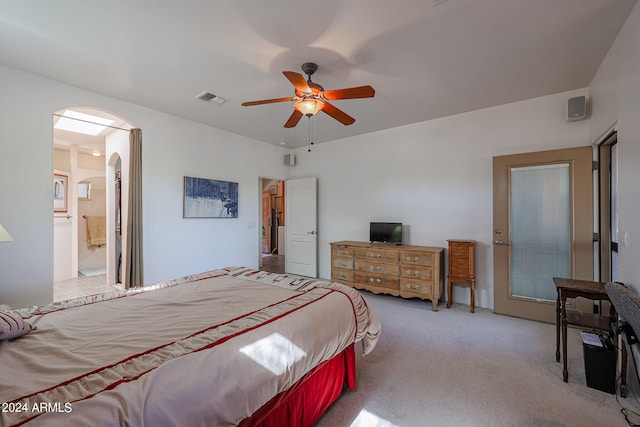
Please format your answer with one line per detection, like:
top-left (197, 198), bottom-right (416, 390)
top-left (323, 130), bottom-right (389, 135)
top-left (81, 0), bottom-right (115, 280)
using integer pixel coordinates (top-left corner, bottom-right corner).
top-left (307, 231), bottom-right (317, 235)
top-left (494, 239), bottom-right (509, 246)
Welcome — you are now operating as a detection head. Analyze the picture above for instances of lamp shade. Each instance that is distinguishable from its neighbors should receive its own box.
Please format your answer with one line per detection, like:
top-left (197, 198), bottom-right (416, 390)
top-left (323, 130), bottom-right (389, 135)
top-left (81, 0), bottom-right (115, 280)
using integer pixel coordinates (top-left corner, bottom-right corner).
top-left (0, 223), bottom-right (14, 242)
top-left (294, 98), bottom-right (324, 116)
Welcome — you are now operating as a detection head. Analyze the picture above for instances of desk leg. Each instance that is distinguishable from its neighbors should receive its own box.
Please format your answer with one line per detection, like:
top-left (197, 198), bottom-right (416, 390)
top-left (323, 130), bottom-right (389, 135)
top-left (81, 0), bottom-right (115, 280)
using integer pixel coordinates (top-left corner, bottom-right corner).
top-left (561, 296), bottom-right (568, 382)
top-left (621, 338), bottom-right (628, 398)
top-left (556, 292), bottom-right (561, 363)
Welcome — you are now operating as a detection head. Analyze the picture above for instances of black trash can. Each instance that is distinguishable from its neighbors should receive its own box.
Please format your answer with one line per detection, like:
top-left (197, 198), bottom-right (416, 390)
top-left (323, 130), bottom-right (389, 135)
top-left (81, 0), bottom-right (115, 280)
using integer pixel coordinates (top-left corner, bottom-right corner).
top-left (582, 333), bottom-right (616, 394)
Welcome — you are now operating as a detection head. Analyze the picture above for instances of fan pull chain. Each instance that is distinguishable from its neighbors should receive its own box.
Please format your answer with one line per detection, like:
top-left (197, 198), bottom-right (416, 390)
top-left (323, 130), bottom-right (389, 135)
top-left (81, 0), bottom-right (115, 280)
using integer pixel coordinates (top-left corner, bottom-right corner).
top-left (307, 115), bottom-right (315, 152)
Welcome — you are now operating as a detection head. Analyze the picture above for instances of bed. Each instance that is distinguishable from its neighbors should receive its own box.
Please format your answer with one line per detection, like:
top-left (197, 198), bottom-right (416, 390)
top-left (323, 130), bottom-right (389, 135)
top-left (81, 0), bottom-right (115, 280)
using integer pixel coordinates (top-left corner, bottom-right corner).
top-left (0, 267), bottom-right (380, 426)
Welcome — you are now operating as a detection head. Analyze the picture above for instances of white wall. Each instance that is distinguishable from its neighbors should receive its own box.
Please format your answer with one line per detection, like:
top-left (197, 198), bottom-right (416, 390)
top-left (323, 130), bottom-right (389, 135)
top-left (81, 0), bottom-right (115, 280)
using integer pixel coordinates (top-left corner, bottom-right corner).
top-left (0, 65), bottom-right (288, 308)
top-left (588, 2), bottom-right (640, 400)
top-left (589, 2), bottom-right (640, 294)
top-left (291, 88), bottom-right (590, 309)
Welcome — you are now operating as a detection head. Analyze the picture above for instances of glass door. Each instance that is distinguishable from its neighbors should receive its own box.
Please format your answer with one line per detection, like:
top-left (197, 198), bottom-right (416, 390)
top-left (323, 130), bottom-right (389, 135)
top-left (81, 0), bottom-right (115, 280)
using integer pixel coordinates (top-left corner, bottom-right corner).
top-left (493, 147), bottom-right (593, 323)
top-left (510, 164), bottom-right (570, 302)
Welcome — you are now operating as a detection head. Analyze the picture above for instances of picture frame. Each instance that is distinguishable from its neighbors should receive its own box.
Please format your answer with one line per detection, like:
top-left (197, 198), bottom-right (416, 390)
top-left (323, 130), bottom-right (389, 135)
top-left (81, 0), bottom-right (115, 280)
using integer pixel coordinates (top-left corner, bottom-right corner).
top-left (53, 173), bottom-right (68, 212)
top-left (183, 176), bottom-right (239, 218)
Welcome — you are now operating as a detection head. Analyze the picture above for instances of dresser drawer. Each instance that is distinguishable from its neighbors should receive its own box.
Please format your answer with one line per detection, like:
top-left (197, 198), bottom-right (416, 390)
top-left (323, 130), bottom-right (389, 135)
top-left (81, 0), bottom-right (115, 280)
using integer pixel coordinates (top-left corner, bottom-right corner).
top-left (386, 276), bottom-right (400, 291)
top-left (333, 258), bottom-right (354, 270)
top-left (449, 245), bottom-right (470, 259)
top-left (450, 258), bottom-right (469, 269)
top-left (333, 245), bottom-right (355, 258)
top-left (450, 266), bottom-right (470, 277)
top-left (401, 266), bottom-right (432, 281)
top-left (355, 271), bottom-right (386, 289)
top-left (401, 251), bottom-right (433, 266)
top-left (332, 268), bottom-right (354, 283)
top-left (355, 260), bottom-right (400, 276)
top-left (400, 279), bottom-right (433, 297)
top-left (356, 247), bottom-right (399, 263)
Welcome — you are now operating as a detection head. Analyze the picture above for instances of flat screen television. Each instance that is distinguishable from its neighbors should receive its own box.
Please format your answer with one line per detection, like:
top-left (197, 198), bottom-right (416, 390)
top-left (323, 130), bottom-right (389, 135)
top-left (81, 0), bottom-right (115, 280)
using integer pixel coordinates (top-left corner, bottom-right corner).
top-left (370, 222), bottom-right (403, 245)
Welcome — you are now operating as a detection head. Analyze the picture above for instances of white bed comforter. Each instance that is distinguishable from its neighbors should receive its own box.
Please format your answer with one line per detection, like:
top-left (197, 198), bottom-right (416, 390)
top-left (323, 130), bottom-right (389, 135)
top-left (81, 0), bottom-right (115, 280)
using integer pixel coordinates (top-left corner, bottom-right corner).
top-left (0, 268), bottom-right (380, 427)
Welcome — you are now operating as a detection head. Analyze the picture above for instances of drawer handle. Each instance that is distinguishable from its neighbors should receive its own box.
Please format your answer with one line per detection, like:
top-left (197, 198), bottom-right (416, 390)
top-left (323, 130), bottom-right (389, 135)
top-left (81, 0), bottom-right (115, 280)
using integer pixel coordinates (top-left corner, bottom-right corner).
top-left (405, 283), bottom-right (420, 290)
top-left (340, 273), bottom-right (348, 279)
top-left (377, 278), bottom-right (382, 284)
top-left (377, 266), bottom-right (382, 271)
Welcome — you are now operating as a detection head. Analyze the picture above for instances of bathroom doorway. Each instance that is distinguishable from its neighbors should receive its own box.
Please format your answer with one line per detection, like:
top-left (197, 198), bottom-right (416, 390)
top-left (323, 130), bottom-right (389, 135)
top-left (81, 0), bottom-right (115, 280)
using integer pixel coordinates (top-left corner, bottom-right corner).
top-left (53, 107), bottom-right (134, 301)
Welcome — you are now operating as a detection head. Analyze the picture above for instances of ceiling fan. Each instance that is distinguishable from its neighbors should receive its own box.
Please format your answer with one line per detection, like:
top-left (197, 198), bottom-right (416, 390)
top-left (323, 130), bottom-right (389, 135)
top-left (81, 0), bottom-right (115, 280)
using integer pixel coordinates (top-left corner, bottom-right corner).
top-left (241, 62), bottom-right (375, 128)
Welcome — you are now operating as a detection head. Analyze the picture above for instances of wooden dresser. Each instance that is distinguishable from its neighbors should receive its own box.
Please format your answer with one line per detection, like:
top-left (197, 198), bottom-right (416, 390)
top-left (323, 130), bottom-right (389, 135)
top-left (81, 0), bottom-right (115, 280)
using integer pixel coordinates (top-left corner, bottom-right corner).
top-left (446, 239), bottom-right (476, 313)
top-left (330, 241), bottom-right (445, 311)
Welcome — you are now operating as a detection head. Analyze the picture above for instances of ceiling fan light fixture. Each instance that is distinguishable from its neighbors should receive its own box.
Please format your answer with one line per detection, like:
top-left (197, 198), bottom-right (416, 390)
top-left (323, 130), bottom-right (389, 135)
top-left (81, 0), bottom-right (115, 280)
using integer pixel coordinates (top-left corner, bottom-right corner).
top-left (294, 98), bottom-right (324, 116)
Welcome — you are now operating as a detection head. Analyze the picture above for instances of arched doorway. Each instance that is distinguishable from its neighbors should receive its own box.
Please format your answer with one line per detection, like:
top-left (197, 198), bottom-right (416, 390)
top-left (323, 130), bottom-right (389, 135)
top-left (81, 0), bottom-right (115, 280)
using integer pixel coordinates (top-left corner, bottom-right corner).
top-left (53, 107), bottom-right (135, 300)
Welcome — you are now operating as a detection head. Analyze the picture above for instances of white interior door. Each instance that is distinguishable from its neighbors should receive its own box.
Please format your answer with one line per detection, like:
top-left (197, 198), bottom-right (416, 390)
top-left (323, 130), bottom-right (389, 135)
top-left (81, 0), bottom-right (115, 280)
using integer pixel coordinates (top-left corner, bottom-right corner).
top-left (285, 177), bottom-right (317, 277)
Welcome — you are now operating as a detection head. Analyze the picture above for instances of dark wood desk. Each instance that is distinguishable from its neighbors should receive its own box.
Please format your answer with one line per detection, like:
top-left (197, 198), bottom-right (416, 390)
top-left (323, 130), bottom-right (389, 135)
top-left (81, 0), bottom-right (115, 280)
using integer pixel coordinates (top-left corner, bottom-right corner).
top-left (554, 277), bottom-right (627, 396)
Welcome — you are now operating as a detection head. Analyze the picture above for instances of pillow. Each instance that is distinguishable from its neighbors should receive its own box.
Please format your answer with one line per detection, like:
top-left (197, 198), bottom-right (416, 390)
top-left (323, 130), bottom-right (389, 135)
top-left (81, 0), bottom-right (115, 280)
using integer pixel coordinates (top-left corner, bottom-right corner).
top-left (0, 311), bottom-right (35, 341)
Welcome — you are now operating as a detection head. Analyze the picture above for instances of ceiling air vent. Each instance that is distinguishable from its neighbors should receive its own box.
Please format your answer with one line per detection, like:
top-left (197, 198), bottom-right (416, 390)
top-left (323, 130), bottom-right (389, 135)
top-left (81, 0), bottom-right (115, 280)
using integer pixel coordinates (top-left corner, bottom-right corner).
top-left (195, 91), bottom-right (229, 105)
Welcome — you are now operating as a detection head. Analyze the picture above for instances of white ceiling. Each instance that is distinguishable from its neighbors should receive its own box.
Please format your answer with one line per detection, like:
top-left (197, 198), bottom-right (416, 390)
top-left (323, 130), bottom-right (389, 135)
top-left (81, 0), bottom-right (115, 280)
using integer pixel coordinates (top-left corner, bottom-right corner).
top-left (0, 0), bottom-right (636, 148)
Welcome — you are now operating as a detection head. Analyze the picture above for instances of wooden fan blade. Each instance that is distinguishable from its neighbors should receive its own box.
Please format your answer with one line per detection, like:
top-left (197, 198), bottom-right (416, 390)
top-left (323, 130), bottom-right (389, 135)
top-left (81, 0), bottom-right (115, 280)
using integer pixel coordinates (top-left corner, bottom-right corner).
top-left (284, 109), bottom-right (304, 128)
top-left (322, 85), bottom-right (375, 100)
top-left (283, 71), bottom-right (311, 94)
top-left (241, 97), bottom-right (294, 106)
top-left (321, 102), bottom-right (355, 125)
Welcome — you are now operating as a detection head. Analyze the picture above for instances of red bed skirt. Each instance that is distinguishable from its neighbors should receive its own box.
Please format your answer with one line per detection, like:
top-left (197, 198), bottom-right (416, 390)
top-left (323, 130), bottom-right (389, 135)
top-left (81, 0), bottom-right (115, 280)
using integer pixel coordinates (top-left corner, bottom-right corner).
top-left (239, 343), bottom-right (356, 427)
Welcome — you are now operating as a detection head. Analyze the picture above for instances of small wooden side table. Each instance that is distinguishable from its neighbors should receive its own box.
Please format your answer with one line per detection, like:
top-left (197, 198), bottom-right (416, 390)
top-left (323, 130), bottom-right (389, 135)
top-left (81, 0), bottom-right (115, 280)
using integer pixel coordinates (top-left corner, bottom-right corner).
top-left (554, 277), bottom-right (627, 396)
top-left (447, 240), bottom-right (475, 313)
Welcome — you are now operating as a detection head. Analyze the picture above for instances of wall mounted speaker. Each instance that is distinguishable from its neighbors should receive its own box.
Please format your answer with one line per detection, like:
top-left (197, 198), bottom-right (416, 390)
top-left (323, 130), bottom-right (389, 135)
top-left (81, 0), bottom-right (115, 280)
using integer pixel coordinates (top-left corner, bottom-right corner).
top-left (284, 154), bottom-right (296, 166)
top-left (567, 96), bottom-right (587, 121)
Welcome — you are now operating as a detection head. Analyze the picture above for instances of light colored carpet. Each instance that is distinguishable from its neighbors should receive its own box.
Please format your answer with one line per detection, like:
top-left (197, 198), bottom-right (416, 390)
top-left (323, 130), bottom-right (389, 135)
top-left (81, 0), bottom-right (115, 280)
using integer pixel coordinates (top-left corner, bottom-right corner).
top-left (316, 292), bottom-right (640, 427)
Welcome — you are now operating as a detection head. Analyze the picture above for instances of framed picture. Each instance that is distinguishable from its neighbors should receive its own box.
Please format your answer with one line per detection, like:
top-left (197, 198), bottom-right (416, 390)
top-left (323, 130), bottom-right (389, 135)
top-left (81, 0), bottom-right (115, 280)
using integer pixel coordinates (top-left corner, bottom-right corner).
top-left (184, 176), bottom-right (238, 218)
top-left (53, 173), bottom-right (68, 212)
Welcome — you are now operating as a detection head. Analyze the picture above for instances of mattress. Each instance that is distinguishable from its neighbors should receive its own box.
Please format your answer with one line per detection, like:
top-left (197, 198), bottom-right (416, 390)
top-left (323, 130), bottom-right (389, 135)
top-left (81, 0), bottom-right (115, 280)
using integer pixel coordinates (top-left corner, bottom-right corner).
top-left (0, 267), bottom-right (380, 426)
